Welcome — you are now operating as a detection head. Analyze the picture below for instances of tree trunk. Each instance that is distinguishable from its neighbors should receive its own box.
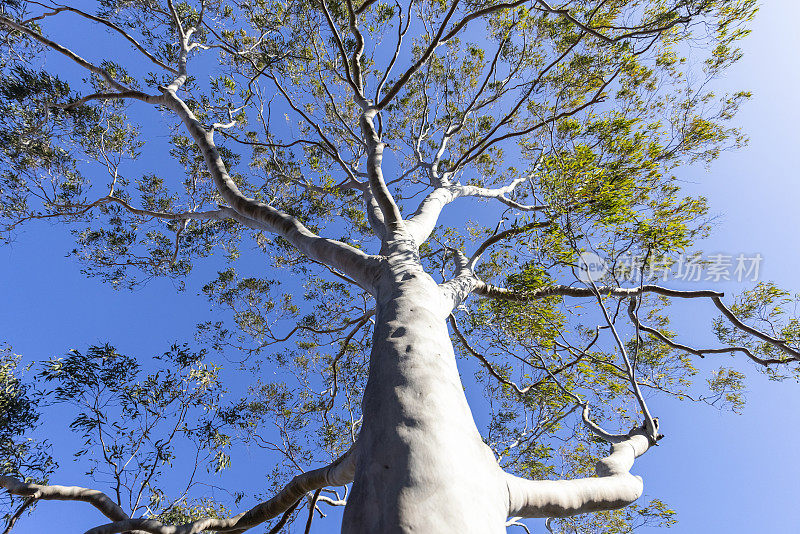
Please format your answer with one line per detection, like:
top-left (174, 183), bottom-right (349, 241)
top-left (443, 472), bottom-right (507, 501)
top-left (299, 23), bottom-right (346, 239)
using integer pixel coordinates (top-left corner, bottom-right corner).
top-left (341, 242), bottom-right (509, 533)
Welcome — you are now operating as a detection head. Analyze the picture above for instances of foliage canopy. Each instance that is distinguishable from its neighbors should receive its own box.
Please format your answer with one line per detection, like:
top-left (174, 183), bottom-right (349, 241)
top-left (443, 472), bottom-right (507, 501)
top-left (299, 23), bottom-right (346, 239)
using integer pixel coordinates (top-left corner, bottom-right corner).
top-left (1, 0), bottom-right (798, 533)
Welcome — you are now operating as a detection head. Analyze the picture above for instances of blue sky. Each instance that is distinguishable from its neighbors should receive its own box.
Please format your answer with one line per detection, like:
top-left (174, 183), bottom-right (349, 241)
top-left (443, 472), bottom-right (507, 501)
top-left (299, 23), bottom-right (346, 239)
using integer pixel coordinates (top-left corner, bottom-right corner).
top-left (2, 1), bottom-right (800, 533)
top-left (633, 1), bottom-right (800, 531)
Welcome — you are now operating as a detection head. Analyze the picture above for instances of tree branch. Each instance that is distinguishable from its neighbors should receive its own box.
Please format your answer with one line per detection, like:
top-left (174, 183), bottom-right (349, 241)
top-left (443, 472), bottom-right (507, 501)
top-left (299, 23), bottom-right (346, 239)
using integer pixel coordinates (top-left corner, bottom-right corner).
top-left (316, 0), bottom-right (362, 101)
top-left (468, 221), bottom-right (550, 271)
top-left (360, 110), bottom-right (404, 236)
top-left (440, 0), bottom-right (528, 43)
top-left (0, 14), bottom-right (153, 100)
top-left (437, 221), bottom-right (549, 313)
top-left (405, 176), bottom-right (547, 246)
top-left (475, 283), bottom-right (724, 302)
top-left (2, 496), bottom-right (35, 534)
top-left (711, 296), bottom-right (800, 360)
top-left (25, 2), bottom-right (178, 74)
top-left (81, 449), bottom-right (356, 534)
top-left (505, 421), bottom-right (657, 518)
top-left (438, 248), bottom-right (479, 314)
top-left (584, 277), bottom-right (657, 442)
top-left (0, 476), bottom-right (128, 523)
top-left (479, 281), bottom-right (798, 367)
top-left (449, 315), bottom-right (534, 397)
top-left (628, 297), bottom-right (800, 366)
top-left (375, 0), bottom-right (461, 110)
top-left (159, 88), bottom-right (380, 290)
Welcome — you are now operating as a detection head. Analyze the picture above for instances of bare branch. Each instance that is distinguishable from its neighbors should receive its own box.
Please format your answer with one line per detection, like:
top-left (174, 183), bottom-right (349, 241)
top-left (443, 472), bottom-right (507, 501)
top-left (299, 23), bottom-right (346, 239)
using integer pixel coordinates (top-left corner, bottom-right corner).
top-left (711, 296), bottom-right (800, 360)
top-left (505, 517), bottom-right (531, 534)
top-left (583, 277), bottom-right (658, 442)
top-left (474, 283), bottom-right (724, 302)
top-left (438, 248), bottom-right (479, 314)
top-left (354, 0), bottom-right (378, 15)
top-left (405, 176), bottom-right (547, 246)
top-left (376, 0), bottom-right (461, 110)
top-left (344, 0), bottom-right (366, 93)
top-left (532, 0), bottom-right (614, 43)
top-left (479, 280), bottom-right (798, 372)
top-left (449, 315), bottom-right (534, 397)
top-left (440, 0), bottom-right (528, 43)
top-left (316, 0), bottom-right (363, 101)
top-left (628, 297), bottom-right (800, 366)
top-left (80, 449), bottom-right (356, 534)
top-left (374, 0), bottom-right (412, 103)
top-left (438, 221), bottom-right (548, 313)
top-left (531, 0), bottom-right (693, 43)
top-left (26, 2), bottom-right (178, 74)
top-left (580, 404), bottom-right (633, 444)
top-left (159, 88), bottom-right (380, 290)
top-left (2, 497), bottom-right (36, 534)
top-left (468, 221), bottom-right (550, 270)
top-left (0, 476), bottom-right (128, 523)
top-left (0, 14), bottom-right (152, 99)
top-left (360, 110), bottom-right (404, 235)
top-left (506, 421), bottom-right (658, 518)
top-left (303, 489), bottom-right (321, 534)
top-left (60, 91), bottom-right (159, 110)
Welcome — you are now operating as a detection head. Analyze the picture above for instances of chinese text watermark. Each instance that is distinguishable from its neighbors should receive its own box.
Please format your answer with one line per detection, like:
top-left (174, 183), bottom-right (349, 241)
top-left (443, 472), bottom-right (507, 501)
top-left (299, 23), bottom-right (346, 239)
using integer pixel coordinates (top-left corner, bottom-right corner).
top-left (577, 253), bottom-right (763, 283)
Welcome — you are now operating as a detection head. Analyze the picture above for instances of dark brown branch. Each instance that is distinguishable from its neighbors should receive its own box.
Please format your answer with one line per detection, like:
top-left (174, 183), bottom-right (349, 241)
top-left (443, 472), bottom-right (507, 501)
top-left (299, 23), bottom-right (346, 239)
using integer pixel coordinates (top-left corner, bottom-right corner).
top-left (475, 283), bottom-right (724, 302)
top-left (532, 0), bottom-right (614, 43)
top-left (376, 0), bottom-right (461, 109)
top-left (627, 297), bottom-right (800, 366)
top-left (449, 315), bottom-right (534, 397)
top-left (440, 0), bottom-right (529, 43)
top-left (266, 498), bottom-right (303, 534)
top-left (454, 69), bottom-right (617, 171)
top-left (2, 496), bottom-right (36, 534)
top-left (316, 0), bottom-right (361, 99)
top-left (469, 221), bottom-right (550, 268)
top-left (711, 296), bottom-right (800, 360)
top-left (532, 0), bottom-right (693, 43)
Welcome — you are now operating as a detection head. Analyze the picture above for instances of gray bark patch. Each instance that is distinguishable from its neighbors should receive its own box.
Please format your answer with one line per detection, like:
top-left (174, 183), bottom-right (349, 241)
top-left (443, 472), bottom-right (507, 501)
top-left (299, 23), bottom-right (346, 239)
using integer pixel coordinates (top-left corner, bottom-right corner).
top-left (390, 327), bottom-right (407, 337)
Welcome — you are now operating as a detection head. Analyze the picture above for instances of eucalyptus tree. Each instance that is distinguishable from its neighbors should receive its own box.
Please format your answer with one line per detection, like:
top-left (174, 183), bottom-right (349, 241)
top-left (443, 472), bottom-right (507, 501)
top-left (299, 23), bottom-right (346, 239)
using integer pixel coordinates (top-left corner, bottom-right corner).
top-left (1, 1), bottom-right (798, 533)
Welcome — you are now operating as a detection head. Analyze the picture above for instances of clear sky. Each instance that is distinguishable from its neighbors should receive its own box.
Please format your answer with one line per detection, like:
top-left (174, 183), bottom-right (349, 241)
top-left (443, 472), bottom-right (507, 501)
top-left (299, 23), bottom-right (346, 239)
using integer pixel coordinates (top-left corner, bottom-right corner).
top-left (1, 1), bottom-right (799, 533)
top-left (629, 1), bottom-right (800, 531)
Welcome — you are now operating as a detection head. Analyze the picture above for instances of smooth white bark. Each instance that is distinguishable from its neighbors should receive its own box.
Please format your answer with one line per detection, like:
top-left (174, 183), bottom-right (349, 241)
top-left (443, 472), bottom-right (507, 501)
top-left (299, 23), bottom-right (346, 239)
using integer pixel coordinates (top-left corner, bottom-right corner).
top-left (342, 239), bottom-right (509, 533)
top-left (159, 89), bottom-right (380, 291)
top-left (506, 428), bottom-right (653, 518)
top-left (71, 450), bottom-right (355, 534)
